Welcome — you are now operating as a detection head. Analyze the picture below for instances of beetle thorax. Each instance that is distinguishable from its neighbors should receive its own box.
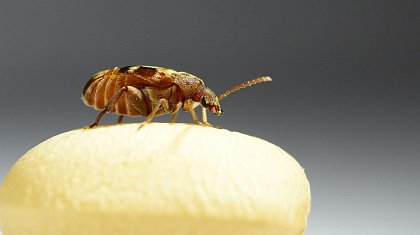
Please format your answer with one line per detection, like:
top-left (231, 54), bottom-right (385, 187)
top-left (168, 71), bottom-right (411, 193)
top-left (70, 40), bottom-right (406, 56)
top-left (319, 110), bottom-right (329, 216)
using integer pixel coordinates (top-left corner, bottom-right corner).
top-left (173, 72), bottom-right (205, 99)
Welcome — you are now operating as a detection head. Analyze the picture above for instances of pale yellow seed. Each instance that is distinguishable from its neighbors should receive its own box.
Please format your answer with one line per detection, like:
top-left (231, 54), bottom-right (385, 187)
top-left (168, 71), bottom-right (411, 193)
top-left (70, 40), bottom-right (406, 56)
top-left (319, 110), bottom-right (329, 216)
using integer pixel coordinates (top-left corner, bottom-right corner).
top-left (0, 123), bottom-right (310, 235)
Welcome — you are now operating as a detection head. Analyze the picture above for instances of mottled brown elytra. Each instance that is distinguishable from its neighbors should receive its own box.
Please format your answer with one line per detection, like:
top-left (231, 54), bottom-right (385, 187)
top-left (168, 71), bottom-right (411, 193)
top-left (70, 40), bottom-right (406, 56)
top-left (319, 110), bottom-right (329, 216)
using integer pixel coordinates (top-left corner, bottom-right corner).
top-left (82, 65), bottom-right (271, 127)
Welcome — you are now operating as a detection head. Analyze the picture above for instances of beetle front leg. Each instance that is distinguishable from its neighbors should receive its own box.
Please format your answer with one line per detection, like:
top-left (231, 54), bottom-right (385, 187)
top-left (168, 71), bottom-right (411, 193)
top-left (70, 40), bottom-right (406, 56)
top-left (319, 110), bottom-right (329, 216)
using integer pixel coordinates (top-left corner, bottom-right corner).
top-left (201, 107), bottom-right (207, 123)
top-left (200, 107), bottom-right (213, 127)
top-left (189, 108), bottom-right (202, 125)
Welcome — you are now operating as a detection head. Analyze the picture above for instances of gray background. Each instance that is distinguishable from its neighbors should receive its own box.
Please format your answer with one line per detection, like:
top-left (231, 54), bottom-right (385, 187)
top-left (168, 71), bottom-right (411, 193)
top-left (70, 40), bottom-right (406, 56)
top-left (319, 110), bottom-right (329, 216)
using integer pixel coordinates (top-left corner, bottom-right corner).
top-left (1, 0), bottom-right (419, 234)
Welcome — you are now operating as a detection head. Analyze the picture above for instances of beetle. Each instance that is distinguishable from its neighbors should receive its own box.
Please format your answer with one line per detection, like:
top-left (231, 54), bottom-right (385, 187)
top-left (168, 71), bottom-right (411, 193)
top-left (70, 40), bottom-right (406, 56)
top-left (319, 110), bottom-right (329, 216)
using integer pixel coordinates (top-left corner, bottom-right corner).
top-left (82, 65), bottom-right (271, 127)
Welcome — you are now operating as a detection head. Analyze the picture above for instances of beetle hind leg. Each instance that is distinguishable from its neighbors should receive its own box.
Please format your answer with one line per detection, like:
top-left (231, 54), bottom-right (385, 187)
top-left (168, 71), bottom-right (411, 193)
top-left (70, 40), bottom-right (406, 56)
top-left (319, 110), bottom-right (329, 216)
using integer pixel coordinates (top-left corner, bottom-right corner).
top-left (88, 86), bottom-right (128, 128)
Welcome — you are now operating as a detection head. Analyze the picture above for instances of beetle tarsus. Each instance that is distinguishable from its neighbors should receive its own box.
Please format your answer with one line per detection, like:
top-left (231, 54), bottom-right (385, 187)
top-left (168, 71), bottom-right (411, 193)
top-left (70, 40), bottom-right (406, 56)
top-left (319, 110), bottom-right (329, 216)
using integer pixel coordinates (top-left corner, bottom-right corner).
top-left (138, 120), bottom-right (150, 129)
top-left (201, 122), bottom-right (213, 127)
top-left (88, 109), bottom-right (107, 128)
top-left (88, 123), bottom-right (98, 128)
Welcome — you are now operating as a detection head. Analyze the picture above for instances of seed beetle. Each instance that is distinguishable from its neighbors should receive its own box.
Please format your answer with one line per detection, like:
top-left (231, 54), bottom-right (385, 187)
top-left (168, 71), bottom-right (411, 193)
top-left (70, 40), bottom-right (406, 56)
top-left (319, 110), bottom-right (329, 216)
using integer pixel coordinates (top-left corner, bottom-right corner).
top-left (82, 65), bottom-right (271, 127)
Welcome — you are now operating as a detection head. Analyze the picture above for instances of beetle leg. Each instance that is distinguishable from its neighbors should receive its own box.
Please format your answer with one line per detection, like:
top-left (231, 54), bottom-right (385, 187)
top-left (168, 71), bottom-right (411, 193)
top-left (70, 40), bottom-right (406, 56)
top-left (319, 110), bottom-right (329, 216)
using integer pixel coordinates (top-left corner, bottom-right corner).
top-left (200, 107), bottom-right (213, 127)
top-left (170, 103), bottom-right (182, 123)
top-left (89, 86), bottom-right (128, 128)
top-left (126, 86), bottom-right (149, 117)
top-left (201, 107), bottom-right (213, 126)
top-left (117, 115), bottom-right (124, 124)
top-left (139, 99), bottom-right (169, 128)
top-left (201, 107), bottom-right (207, 123)
top-left (189, 108), bottom-right (202, 125)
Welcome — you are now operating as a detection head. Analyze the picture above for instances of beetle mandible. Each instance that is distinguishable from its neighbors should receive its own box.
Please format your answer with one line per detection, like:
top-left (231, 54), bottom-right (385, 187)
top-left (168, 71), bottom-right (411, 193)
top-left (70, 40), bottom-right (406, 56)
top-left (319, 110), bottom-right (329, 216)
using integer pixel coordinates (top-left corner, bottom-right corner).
top-left (82, 65), bottom-right (271, 127)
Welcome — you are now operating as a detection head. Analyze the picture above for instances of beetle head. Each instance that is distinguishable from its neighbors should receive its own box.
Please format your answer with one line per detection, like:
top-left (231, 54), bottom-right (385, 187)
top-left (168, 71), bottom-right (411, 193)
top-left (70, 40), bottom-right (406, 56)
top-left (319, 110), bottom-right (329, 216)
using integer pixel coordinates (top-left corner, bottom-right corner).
top-left (201, 87), bottom-right (223, 116)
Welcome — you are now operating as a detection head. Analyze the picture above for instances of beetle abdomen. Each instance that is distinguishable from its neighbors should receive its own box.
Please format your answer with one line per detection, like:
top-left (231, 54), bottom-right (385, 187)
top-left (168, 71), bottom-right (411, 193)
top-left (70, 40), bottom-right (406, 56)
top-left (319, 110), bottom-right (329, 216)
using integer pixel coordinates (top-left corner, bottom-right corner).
top-left (82, 67), bottom-right (145, 116)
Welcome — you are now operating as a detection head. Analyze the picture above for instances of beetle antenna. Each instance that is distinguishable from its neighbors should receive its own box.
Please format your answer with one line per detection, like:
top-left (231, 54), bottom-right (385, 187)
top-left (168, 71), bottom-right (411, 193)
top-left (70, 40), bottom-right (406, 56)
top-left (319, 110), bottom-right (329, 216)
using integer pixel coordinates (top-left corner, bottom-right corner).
top-left (218, 76), bottom-right (272, 100)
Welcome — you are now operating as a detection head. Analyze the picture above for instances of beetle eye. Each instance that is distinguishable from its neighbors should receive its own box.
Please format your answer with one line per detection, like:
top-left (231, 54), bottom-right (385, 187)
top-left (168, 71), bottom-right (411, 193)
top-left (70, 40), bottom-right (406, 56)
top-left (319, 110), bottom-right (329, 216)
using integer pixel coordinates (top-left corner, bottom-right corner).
top-left (201, 98), bottom-right (209, 108)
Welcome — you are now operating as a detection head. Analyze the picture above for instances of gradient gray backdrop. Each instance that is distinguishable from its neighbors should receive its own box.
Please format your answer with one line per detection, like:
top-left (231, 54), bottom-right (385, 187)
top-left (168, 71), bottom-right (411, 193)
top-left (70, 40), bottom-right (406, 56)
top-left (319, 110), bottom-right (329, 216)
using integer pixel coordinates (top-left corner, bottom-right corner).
top-left (1, 0), bottom-right (419, 234)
